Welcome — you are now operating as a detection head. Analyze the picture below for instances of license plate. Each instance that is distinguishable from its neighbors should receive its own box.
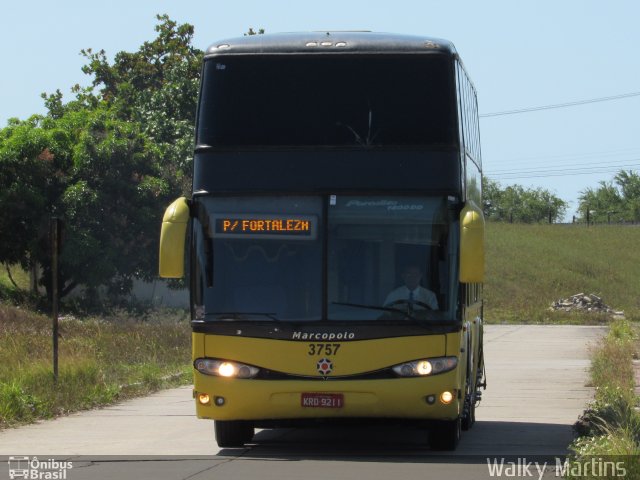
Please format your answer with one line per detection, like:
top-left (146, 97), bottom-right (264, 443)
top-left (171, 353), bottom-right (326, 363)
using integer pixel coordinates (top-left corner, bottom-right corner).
top-left (301, 392), bottom-right (344, 408)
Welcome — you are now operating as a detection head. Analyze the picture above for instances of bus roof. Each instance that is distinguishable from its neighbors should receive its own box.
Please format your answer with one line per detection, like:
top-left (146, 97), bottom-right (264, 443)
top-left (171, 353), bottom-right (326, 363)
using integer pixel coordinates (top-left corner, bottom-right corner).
top-left (205, 32), bottom-right (457, 57)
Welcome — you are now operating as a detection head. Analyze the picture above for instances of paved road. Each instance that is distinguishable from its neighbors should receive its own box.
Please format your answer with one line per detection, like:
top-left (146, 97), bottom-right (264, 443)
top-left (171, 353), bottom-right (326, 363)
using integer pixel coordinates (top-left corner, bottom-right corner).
top-left (0, 325), bottom-right (604, 480)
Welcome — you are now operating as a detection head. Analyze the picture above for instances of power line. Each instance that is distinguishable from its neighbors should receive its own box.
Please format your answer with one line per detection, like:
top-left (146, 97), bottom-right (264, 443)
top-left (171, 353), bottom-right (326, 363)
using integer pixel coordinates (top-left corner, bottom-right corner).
top-left (480, 90), bottom-right (640, 118)
top-left (487, 162), bottom-right (640, 177)
top-left (487, 164), bottom-right (640, 180)
top-left (489, 158), bottom-right (640, 175)
top-left (487, 164), bottom-right (640, 179)
top-left (489, 156), bottom-right (640, 172)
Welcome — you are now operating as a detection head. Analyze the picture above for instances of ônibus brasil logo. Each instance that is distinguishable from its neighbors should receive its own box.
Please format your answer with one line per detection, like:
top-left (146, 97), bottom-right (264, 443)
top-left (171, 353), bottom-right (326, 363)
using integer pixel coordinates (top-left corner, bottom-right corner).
top-left (7, 456), bottom-right (73, 479)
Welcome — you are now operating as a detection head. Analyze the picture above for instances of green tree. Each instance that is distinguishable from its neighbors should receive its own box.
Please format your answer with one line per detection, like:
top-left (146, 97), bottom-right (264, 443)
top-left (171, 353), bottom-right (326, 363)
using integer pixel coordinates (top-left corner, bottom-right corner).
top-left (615, 170), bottom-right (640, 222)
top-left (481, 177), bottom-right (502, 218)
top-left (0, 15), bottom-right (200, 302)
top-left (578, 181), bottom-right (623, 224)
top-left (79, 14), bottom-right (203, 195)
top-left (56, 107), bottom-right (169, 297)
top-left (0, 117), bottom-right (63, 271)
top-left (482, 177), bottom-right (567, 223)
top-left (0, 107), bottom-right (171, 301)
top-left (578, 170), bottom-right (640, 223)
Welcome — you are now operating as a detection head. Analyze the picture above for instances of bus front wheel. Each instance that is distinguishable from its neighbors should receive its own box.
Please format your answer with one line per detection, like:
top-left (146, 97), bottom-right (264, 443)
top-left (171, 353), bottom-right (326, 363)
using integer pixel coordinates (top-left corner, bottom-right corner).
top-left (214, 420), bottom-right (254, 448)
top-left (461, 389), bottom-right (476, 431)
top-left (428, 417), bottom-right (461, 451)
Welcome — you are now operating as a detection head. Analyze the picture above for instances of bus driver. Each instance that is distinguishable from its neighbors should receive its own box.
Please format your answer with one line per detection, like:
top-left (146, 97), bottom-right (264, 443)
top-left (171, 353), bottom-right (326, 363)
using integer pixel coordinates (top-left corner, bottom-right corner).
top-left (384, 264), bottom-right (439, 311)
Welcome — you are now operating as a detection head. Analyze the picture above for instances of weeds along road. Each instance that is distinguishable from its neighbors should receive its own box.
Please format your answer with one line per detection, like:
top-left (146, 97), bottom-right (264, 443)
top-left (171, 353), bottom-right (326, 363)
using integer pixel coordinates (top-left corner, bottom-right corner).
top-left (0, 325), bottom-right (604, 480)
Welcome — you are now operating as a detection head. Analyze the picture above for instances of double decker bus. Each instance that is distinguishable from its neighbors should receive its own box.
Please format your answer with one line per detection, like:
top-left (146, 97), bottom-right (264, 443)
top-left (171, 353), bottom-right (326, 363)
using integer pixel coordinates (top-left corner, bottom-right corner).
top-left (159, 32), bottom-right (486, 451)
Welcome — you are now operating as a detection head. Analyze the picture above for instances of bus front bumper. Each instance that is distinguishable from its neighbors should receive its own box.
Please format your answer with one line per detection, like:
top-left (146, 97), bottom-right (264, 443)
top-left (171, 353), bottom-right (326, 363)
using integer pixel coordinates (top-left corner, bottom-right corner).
top-left (193, 371), bottom-right (461, 422)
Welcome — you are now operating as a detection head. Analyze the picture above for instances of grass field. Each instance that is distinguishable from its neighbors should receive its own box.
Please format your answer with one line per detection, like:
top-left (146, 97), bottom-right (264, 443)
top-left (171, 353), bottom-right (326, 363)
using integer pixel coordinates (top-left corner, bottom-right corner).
top-left (485, 223), bottom-right (640, 323)
top-left (0, 304), bottom-right (191, 428)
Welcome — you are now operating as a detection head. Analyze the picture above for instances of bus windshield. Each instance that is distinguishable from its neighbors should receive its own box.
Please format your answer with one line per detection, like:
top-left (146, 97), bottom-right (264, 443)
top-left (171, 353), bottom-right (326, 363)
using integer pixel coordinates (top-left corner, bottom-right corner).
top-left (197, 55), bottom-right (456, 148)
top-left (193, 195), bottom-right (458, 322)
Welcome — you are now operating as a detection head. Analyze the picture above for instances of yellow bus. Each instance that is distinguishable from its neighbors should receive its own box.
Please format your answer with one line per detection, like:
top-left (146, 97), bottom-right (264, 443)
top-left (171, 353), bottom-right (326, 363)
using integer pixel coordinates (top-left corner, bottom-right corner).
top-left (159, 32), bottom-right (486, 451)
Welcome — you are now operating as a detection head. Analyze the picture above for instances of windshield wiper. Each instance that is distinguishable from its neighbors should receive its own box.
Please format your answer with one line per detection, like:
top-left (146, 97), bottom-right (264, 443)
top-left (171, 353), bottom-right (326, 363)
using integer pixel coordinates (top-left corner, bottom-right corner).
top-left (331, 302), bottom-right (418, 321)
top-left (207, 312), bottom-right (280, 321)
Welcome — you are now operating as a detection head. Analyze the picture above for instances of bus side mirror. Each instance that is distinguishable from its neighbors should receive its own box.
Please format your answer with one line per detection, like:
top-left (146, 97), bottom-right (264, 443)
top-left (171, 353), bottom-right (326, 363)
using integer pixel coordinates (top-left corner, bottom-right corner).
top-left (159, 197), bottom-right (190, 278)
top-left (459, 202), bottom-right (485, 283)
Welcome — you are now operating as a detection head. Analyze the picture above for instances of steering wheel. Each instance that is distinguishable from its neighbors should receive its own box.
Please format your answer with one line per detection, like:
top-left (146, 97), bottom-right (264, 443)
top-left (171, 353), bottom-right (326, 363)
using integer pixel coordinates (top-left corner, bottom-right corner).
top-left (387, 299), bottom-right (434, 310)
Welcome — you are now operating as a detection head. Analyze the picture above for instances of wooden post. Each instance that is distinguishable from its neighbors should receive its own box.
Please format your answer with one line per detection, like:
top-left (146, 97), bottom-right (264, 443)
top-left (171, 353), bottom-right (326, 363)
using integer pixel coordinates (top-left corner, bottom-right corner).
top-left (51, 217), bottom-right (59, 382)
top-left (586, 207), bottom-right (590, 227)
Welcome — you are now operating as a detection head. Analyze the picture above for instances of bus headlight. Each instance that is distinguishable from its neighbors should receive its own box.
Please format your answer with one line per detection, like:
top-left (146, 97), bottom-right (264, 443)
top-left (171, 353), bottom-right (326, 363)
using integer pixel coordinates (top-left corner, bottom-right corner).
top-left (392, 356), bottom-right (458, 377)
top-left (194, 358), bottom-right (260, 379)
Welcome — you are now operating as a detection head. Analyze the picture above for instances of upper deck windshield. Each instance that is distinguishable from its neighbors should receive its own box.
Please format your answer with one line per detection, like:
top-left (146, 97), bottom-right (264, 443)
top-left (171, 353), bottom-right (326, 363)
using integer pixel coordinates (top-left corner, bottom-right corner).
top-left (192, 196), bottom-right (459, 323)
top-left (197, 55), bottom-right (456, 148)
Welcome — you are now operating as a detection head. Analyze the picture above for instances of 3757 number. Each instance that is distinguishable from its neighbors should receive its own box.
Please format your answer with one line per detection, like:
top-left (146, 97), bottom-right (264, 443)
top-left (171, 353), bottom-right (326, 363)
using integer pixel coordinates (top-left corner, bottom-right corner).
top-left (307, 343), bottom-right (341, 356)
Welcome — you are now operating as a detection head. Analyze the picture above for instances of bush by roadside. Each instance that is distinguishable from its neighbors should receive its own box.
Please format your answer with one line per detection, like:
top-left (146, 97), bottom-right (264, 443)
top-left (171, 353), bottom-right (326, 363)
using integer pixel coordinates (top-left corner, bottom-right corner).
top-left (567, 319), bottom-right (640, 479)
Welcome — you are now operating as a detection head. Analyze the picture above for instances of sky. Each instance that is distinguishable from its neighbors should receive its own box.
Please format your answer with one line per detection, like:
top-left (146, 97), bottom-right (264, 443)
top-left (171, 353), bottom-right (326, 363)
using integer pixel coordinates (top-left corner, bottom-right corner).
top-left (2, 0), bottom-right (640, 220)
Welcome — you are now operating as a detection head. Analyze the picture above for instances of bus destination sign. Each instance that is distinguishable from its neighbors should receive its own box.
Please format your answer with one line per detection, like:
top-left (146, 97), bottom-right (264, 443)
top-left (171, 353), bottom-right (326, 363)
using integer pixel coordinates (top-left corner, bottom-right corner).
top-left (212, 214), bottom-right (317, 240)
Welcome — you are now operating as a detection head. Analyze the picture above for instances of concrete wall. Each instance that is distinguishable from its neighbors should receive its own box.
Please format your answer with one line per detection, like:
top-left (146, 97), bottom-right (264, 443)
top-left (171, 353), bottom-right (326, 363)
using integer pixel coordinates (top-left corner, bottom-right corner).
top-left (131, 279), bottom-right (189, 308)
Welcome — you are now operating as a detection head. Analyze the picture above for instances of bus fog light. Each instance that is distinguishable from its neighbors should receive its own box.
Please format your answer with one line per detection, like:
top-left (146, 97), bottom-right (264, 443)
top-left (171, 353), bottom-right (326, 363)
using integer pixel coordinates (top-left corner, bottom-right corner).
top-left (198, 393), bottom-right (211, 405)
top-left (440, 391), bottom-right (454, 404)
top-left (425, 395), bottom-right (436, 405)
top-left (214, 396), bottom-right (226, 406)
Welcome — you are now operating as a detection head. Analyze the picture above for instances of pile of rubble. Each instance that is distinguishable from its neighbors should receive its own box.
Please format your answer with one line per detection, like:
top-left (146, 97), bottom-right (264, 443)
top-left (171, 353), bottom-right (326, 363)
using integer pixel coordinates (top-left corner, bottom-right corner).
top-left (550, 293), bottom-right (624, 318)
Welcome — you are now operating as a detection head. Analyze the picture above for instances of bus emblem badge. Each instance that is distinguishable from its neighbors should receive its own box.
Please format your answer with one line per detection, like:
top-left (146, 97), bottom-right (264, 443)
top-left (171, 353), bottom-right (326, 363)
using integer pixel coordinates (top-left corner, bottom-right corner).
top-left (317, 358), bottom-right (333, 376)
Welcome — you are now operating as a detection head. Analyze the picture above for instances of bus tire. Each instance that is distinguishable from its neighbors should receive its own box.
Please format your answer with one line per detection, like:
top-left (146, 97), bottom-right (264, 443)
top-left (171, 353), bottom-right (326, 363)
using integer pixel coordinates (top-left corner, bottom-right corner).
top-left (461, 391), bottom-right (476, 431)
top-left (428, 417), bottom-right (461, 451)
top-left (214, 420), bottom-right (254, 448)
